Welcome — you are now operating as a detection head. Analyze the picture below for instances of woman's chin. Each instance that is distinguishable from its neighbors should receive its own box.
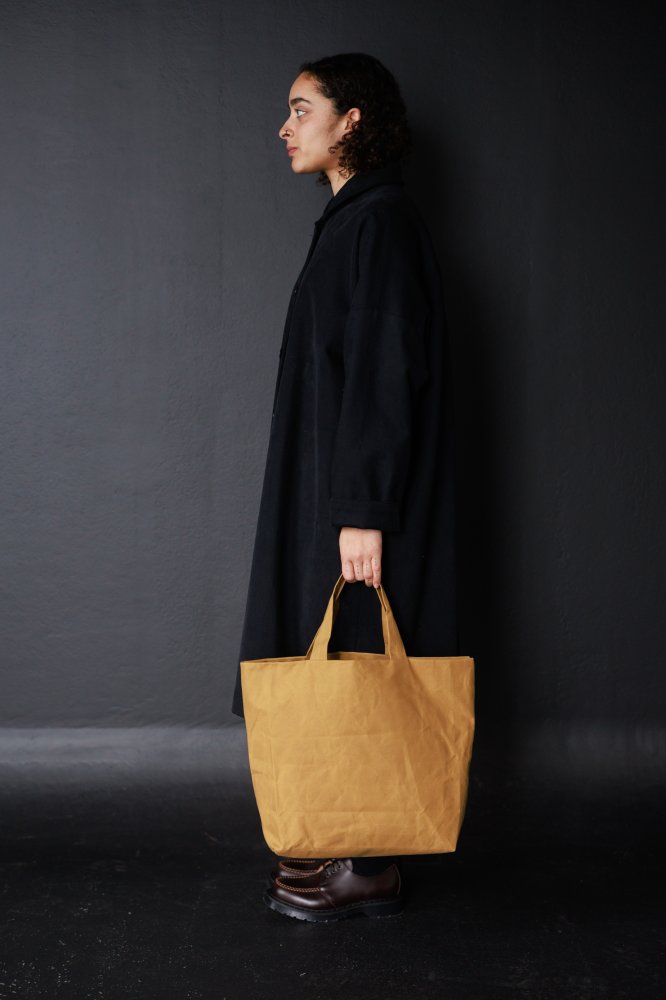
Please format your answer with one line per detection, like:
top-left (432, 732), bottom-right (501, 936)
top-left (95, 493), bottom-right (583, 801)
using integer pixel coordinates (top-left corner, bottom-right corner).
top-left (290, 156), bottom-right (322, 176)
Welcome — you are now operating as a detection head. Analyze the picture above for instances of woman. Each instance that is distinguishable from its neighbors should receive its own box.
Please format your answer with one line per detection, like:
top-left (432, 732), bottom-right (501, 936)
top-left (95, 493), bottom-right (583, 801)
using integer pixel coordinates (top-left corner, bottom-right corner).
top-left (232, 53), bottom-right (459, 921)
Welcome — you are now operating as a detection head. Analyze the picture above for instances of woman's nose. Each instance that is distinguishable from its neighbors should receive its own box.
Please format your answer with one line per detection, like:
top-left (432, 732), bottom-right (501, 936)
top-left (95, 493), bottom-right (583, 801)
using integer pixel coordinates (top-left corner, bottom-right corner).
top-left (278, 119), bottom-right (291, 139)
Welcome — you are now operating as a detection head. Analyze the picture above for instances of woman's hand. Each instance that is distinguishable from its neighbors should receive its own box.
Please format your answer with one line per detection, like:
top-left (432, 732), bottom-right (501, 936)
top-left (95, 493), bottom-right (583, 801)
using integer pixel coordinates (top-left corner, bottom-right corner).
top-left (339, 527), bottom-right (382, 587)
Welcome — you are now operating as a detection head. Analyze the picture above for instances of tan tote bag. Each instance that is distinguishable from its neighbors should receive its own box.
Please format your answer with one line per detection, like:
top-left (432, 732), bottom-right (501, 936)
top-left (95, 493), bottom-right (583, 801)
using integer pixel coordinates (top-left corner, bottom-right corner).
top-left (240, 573), bottom-right (475, 858)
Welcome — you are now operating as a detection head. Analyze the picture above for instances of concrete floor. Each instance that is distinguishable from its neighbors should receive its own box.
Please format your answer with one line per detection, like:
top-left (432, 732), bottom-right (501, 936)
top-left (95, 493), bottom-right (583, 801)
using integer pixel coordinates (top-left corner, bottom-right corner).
top-left (0, 779), bottom-right (663, 999)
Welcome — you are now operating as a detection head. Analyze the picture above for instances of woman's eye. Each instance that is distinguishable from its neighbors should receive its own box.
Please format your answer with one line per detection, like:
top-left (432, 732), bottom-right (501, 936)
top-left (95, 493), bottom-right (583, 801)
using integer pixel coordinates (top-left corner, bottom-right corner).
top-left (295, 108), bottom-right (305, 117)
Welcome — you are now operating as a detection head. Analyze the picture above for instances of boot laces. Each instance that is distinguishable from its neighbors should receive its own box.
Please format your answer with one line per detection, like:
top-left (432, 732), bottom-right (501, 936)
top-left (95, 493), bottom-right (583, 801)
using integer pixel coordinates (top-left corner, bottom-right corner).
top-left (323, 859), bottom-right (343, 878)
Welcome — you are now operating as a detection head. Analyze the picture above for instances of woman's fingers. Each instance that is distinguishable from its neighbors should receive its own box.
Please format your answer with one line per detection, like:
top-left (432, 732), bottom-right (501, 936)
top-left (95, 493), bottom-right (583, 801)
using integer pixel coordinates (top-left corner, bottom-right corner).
top-left (339, 528), bottom-right (382, 588)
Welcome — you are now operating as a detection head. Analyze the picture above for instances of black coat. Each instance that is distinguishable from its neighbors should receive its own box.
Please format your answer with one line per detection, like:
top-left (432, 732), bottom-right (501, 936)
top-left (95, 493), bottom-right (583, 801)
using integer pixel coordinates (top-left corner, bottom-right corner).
top-left (231, 160), bottom-right (459, 719)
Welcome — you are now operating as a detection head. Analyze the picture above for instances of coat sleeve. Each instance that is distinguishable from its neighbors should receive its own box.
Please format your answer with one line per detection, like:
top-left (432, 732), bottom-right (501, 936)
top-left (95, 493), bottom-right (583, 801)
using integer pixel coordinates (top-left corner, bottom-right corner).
top-left (328, 207), bottom-right (431, 533)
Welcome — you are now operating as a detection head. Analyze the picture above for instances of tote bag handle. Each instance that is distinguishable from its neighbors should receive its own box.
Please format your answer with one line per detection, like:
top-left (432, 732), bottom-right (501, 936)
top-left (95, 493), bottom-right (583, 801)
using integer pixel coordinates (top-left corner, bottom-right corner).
top-left (305, 573), bottom-right (409, 662)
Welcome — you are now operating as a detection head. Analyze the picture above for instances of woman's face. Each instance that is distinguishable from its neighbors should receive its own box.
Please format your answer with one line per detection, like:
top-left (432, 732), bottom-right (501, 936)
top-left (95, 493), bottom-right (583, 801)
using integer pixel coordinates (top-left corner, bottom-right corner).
top-left (278, 72), bottom-right (360, 179)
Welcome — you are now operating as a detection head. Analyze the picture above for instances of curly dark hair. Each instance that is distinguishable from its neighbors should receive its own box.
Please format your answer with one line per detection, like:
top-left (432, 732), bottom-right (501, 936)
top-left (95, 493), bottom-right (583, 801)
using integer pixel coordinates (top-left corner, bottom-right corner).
top-left (296, 52), bottom-right (412, 187)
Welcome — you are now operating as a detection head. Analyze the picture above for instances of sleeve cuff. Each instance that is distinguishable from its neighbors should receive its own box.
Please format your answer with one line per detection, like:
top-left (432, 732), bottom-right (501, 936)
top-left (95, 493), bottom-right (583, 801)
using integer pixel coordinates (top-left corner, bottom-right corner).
top-left (329, 498), bottom-right (401, 533)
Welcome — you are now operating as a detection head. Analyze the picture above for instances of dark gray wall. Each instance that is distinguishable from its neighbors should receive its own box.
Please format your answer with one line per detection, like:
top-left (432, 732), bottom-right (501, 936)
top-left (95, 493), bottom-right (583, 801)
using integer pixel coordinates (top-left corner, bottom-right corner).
top-left (1, 0), bottom-right (664, 817)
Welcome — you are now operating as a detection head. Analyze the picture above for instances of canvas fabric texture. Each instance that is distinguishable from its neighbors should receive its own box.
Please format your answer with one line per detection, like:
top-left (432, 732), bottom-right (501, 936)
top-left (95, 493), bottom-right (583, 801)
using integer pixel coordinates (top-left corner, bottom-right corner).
top-left (240, 574), bottom-right (475, 858)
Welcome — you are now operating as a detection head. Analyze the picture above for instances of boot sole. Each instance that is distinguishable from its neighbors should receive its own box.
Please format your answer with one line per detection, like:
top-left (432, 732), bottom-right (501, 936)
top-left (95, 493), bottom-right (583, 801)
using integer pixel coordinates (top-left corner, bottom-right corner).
top-left (262, 890), bottom-right (406, 922)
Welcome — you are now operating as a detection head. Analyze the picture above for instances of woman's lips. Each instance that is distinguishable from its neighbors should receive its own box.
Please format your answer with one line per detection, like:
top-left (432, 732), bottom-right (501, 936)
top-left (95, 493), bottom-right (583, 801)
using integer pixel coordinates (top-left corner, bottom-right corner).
top-left (287, 147), bottom-right (297, 156)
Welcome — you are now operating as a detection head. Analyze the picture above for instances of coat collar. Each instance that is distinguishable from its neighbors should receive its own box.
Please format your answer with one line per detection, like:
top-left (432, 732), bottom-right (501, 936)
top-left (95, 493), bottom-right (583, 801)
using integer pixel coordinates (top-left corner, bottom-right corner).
top-left (316, 160), bottom-right (404, 226)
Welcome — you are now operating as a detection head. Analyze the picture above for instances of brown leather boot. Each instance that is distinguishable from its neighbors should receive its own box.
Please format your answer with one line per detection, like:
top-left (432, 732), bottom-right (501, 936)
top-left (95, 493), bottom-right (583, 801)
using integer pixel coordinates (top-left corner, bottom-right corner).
top-left (263, 857), bottom-right (405, 921)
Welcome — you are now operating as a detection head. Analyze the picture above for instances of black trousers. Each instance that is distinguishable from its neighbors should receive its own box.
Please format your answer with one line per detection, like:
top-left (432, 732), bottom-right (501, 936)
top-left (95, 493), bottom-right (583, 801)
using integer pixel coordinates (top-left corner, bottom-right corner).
top-left (350, 856), bottom-right (399, 874)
